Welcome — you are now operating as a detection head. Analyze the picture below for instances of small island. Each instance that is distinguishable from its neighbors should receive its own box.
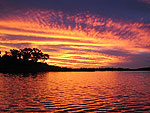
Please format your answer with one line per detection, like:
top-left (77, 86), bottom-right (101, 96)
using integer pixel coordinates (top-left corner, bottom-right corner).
top-left (0, 48), bottom-right (62, 73)
top-left (0, 48), bottom-right (150, 73)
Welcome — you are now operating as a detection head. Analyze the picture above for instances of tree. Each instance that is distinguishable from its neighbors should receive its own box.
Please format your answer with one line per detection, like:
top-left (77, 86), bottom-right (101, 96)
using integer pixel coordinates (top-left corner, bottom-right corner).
top-left (1, 48), bottom-right (49, 62)
top-left (10, 49), bottom-right (21, 59)
top-left (20, 48), bottom-right (49, 62)
top-left (41, 53), bottom-right (49, 62)
top-left (20, 48), bottom-right (32, 61)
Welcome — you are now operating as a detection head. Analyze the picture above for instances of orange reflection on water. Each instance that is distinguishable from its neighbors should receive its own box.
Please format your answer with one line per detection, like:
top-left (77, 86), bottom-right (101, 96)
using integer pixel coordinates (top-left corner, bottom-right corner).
top-left (44, 72), bottom-right (121, 106)
top-left (0, 71), bottom-right (150, 112)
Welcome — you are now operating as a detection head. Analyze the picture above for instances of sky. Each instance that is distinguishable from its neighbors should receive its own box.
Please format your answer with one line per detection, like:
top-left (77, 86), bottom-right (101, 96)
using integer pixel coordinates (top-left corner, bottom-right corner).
top-left (0, 0), bottom-right (150, 68)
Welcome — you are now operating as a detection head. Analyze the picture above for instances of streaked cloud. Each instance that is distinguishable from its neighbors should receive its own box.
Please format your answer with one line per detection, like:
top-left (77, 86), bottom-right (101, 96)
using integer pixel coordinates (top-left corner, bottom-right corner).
top-left (0, 1), bottom-right (150, 68)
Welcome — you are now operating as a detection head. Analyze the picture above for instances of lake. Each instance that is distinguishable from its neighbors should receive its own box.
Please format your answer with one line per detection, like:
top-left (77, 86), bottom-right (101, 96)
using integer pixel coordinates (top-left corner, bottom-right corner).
top-left (0, 71), bottom-right (150, 112)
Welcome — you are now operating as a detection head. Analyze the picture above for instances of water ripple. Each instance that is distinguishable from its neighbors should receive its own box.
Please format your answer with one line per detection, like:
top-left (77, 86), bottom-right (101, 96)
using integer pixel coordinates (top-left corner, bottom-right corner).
top-left (0, 71), bottom-right (150, 112)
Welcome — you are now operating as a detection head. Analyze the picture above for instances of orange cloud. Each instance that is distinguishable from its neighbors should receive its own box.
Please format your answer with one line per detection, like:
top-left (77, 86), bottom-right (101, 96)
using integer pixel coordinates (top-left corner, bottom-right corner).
top-left (0, 10), bottom-right (150, 68)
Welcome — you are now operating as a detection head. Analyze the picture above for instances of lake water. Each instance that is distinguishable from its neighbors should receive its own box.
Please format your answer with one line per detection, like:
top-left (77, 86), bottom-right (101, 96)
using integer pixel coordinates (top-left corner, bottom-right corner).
top-left (0, 71), bottom-right (150, 112)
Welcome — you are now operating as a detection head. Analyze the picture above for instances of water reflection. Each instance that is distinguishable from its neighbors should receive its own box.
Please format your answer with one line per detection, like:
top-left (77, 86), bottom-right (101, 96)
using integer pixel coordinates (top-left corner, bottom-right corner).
top-left (0, 71), bottom-right (150, 112)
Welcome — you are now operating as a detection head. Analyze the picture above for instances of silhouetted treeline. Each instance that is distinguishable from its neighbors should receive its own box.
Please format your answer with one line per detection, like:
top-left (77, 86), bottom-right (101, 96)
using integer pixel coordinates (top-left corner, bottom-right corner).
top-left (69, 67), bottom-right (150, 71)
top-left (0, 48), bottom-right (150, 73)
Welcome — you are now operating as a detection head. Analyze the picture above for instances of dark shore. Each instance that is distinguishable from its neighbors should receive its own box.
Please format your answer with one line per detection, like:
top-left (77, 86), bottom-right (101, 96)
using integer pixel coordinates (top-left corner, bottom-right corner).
top-left (1, 48), bottom-right (149, 73)
top-left (0, 61), bottom-right (150, 73)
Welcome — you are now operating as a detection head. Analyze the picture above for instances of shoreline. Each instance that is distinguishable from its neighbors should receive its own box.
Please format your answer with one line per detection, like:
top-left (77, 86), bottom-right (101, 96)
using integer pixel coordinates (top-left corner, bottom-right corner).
top-left (0, 65), bottom-right (150, 73)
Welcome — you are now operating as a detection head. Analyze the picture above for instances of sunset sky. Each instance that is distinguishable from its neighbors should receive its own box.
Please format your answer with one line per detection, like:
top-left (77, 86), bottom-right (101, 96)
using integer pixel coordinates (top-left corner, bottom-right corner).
top-left (0, 0), bottom-right (150, 68)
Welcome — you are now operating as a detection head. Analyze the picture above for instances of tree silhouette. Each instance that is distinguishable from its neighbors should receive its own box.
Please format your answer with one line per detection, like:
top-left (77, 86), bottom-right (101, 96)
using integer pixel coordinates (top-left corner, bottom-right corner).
top-left (20, 48), bottom-right (32, 61)
top-left (0, 48), bottom-right (51, 73)
top-left (31, 48), bottom-right (43, 62)
top-left (0, 48), bottom-right (49, 62)
top-left (10, 49), bottom-right (21, 59)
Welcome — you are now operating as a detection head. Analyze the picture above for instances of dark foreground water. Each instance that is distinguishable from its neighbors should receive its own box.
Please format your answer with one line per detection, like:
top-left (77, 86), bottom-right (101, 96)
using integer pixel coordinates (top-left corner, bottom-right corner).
top-left (0, 71), bottom-right (150, 112)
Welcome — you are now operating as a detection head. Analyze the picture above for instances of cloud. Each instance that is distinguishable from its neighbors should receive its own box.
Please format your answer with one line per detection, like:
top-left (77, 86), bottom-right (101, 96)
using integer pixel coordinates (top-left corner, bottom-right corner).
top-left (0, 8), bottom-right (150, 68)
top-left (110, 52), bottom-right (150, 68)
top-left (0, 0), bottom-right (150, 22)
